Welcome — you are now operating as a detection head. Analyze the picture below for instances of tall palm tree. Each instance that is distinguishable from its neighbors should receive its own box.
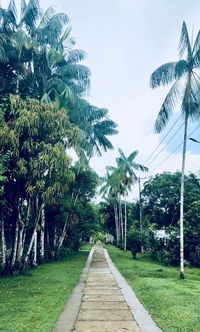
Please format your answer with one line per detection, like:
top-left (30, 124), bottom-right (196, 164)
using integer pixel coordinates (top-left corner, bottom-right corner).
top-left (116, 149), bottom-right (148, 250)
top-left (150, 21), bottom-right (200, 278)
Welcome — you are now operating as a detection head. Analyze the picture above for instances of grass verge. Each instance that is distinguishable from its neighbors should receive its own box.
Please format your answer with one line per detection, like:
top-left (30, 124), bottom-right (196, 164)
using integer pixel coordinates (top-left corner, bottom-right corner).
top-left (107, 245), bottom-right (200, 332)
top-left (80, 242), bottom-right (94, 251)
top-left (0, 251), bottom-right (88, 332)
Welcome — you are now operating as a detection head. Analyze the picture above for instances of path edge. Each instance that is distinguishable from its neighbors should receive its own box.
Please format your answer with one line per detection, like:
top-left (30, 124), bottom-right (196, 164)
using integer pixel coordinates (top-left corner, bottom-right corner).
top-left (52, 247), bottom-right (94, 332)
top-left (104, 248), bottom-right (162, 332)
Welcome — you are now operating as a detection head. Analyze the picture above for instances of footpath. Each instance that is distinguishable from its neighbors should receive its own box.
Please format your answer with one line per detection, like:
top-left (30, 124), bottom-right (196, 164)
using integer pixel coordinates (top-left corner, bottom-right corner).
top-left (53, 245), bottom-right (161, 332)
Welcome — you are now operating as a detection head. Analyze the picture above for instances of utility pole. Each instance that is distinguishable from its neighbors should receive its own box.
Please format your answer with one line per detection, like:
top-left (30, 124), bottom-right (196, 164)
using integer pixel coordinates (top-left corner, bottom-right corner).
top-left (138, 177), bottom-right (146, 253)
top-left (138, 177), bottom-right (143, 233)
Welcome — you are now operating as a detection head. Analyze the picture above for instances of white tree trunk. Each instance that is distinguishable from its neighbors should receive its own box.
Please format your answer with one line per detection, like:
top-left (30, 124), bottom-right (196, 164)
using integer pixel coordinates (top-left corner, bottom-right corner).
top-left (11, 220), bottom-right (19, 268)
top-left (124, 195), bottom-right (127, 251)
top-left (16, 217), bottom-right (25, 264)
top-left (33, 231), bottom-right (37, 266)
top-left (24, 203), bottom-right (43, 264)
top-left (57, 213), bottom-right (70, 250)
top-left (1, 217), bottom-right (7, 270)
top-left (180, 115), bottom-right (188, 279)
top-left (114, 204), bottom-right (119, 245)
top-left (119, 197), bottom-right (123, 246)
top-left (40, 205), bottom-right (45, 262)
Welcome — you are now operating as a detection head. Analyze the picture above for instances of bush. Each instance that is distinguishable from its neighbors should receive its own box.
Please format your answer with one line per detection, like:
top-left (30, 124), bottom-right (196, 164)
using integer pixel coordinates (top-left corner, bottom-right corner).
top-left (127, 226), bottom-right (149, 259)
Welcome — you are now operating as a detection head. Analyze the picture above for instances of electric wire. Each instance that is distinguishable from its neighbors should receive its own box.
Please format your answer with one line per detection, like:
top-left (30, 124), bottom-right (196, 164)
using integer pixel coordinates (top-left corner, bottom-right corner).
top-left (148, 124), bottom-right (200, 175)
top-left (143, 114), bottom-right (182, 165)
top-left (146, 121), bottom-right (184, 167)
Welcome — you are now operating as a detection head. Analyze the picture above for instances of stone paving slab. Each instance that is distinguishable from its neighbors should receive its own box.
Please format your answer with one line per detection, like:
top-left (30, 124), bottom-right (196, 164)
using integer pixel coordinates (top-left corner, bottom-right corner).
top-left (73, 320), bottom-right (140, 332)
top-left (77, 308), bottom-right (133, 321)
top-left (83, 294), bottom-right (125, 302)
top-left (84, 288), bottom-right (122, 295)
top-left (81, 301), bottom-right (129, 310)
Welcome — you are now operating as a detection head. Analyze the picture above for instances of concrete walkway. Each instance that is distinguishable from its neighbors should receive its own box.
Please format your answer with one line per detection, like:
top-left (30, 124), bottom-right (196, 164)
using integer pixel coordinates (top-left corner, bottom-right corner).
top-left (53, 245), bottom-right (161, 332)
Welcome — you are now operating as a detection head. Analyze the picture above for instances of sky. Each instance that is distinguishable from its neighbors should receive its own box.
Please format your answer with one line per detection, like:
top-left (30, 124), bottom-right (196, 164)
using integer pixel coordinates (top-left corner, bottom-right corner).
top-left (3, 0), bottom-right (200, 197)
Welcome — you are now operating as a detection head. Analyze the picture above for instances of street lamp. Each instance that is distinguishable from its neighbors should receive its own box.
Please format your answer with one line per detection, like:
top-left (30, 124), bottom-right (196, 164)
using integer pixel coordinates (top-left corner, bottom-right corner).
top-left (189, 137), bottom-right (200, 143)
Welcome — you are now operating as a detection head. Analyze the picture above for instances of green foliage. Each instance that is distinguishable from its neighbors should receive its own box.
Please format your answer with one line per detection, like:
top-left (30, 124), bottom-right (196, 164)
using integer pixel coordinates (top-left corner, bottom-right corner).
top-left (127, 224), bottom-right (148, 259)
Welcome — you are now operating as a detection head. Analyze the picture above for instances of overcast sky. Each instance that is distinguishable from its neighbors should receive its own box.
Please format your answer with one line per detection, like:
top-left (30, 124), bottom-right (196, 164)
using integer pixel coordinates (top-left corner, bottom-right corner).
top-left (3, 0), bottom-right (200, 196)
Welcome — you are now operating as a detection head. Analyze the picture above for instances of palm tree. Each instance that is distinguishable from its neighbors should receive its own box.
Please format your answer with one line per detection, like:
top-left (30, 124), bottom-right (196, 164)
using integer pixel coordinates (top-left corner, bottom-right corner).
top-left (116, 149), bottom-right (148, 250)
top-left (150, 21), bottom-right (200, 278)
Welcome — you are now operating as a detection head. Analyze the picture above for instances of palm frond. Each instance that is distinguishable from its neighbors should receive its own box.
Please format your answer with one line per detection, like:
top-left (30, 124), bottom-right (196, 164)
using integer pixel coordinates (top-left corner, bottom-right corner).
top-left (181, 78), bottom-right (199, 120)
top-left (127, 150), bottom-right (138, 162)
top-left (179, 21), bottom-right (192, 59)
top-left (38, 6), bottom-right (55, 29)
top-left (150, 62), bottom-right (177, 88)
top-left (155, 80), bottom-right (180, 133)
top-left (67, 49), bottom-right (87, 63)
top-left (20, 0), bottom-right (40, 30)
top-left (192, 29), bottom-right (200, 57)
top-left (174, 60), bottom-right (188, 78)
top-left (47, 77), bottom-right (75, 104)
top-left (8, 0), bottom-right (17, 23)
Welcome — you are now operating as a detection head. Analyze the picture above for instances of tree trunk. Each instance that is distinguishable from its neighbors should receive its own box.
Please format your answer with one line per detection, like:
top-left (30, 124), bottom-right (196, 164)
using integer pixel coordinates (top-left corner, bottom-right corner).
top-left (40, 205), bottom-right (45, 262)
top-left (120, 197), bottom-right (123, 247)
top-left (1, 216), bottom-right (7, 271)
top-left (114, 204), bottom-right (119, 246)
top-left (33, 231), bottom-right (37, 267)
top-left (124, 195), bottom-right (127, 251)
top-left (11, 219), bottom-right (19, 268)
top-left (179, 114), bottom-right (188, 279)
top-left (16, 214), bottom-right (25, 265)
top-left (24, 203), bottom-right (43, 264)
top-left (57, 213), bottom-right (70, 250)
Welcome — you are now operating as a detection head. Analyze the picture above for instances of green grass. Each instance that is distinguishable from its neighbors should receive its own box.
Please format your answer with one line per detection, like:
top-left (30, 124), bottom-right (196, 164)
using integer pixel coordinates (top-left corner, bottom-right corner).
top-left (80, 242), bottom-right (94, 251)
top-left (107, 245), bottom-right (200, 332)
top-left (0, 251), bottom-right (88, 332)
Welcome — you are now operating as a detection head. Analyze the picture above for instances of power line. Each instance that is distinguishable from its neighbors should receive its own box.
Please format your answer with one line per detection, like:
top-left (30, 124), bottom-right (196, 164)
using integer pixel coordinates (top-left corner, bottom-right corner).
top-left (148, 124), bottom-right (200, 175)
top-left (146, 122), bottom-right (184, 167)
top-left (143, 114), bottom-right (182, 165)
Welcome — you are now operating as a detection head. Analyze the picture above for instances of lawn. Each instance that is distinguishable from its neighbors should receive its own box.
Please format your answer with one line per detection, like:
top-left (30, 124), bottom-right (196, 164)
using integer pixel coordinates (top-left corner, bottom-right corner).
top-left (0, 251), bottom-right (88, 332)
top-left (80, 242), bottom-right (94, 251)
top-left (107, 245), bottom-right (200, 332)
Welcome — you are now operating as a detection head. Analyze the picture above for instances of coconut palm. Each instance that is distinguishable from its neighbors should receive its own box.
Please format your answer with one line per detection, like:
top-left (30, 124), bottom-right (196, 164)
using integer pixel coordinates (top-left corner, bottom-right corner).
top-left (150, 21), bottom-right (200, 278)
top-left (116, 149), bottom-right (148, 250)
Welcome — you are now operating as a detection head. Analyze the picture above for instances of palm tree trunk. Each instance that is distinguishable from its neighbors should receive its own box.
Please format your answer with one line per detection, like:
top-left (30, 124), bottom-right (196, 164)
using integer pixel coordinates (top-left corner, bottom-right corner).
top-left (179, 114), bottom-right (188, 279)
top-left (124, 195), bottom-right (127, 251)
top-left (114, 204), bottom-right (119, 245)
top-left (119, 197), bottom-right (123, 247)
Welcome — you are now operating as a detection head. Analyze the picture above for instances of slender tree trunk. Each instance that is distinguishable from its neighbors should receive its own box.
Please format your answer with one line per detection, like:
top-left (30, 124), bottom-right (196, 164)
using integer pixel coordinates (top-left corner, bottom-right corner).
top-left (1, 216), bottom-right (7, 271)
top-left (120, 197), bottom-right (123, 247)
top-left (57, 213), bottom-right (70, 250)
top-left (33, 231), bottom-right (37, 267)
top-left (124, 195), bottom-right (127, 251)
top-left (114, 204), bottom-right (119, 245)
top-left (11, 219), bottom-right (19, 268)
top-left (40, 205), bottom-right (45, 262)
top-left (179, 114), bottom-right (188, 279)
top-left (16, 215), bottom-right (25, 265)
top-left (24, 203), bottom-right (43, 264)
